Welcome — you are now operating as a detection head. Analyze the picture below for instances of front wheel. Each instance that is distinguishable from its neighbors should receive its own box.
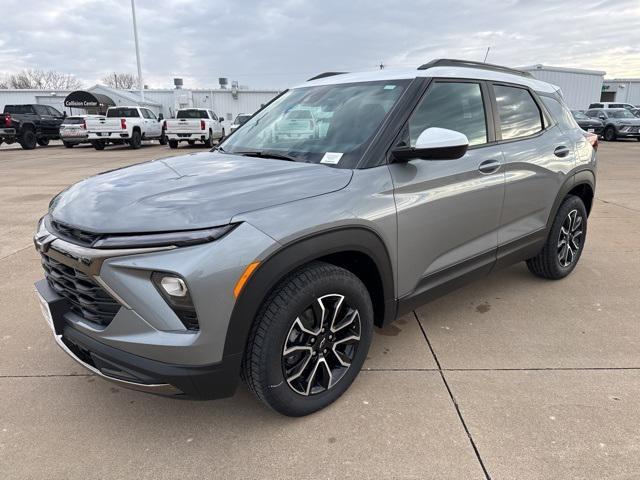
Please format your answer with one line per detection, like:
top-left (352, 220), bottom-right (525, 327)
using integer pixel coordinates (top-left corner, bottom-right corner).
top-left (526, 195), bottom-right (587, 279)
top-left (242, 262), bottom-right (373, 416)
top-left (604, 126), bottom-right (616, 141)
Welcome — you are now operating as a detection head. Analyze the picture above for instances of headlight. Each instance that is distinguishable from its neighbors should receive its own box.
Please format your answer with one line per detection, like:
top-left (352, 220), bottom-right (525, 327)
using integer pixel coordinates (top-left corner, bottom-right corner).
top-left (93, 224), bottom-right (236, 249)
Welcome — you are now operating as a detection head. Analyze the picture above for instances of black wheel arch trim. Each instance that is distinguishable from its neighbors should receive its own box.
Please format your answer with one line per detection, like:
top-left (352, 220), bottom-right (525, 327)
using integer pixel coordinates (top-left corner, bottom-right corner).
top-left (547, 170), bottom-right (595, 231)
top-left (223, 226), bottom-right (396, 362)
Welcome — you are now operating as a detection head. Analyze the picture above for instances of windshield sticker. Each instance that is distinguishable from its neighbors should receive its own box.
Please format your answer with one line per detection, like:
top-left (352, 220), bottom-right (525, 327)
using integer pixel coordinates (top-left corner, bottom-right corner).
top-left (383, 85), bottom-right (397, 90)
top-left (320, 152), bottom-right (343, 165)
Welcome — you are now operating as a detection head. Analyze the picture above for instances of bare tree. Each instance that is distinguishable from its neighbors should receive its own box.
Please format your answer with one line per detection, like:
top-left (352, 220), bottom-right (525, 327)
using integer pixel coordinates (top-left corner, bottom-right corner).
top-left (102, 72), bottom-right (137, 89)
top-left (0, 69), bottom-right (81, 89)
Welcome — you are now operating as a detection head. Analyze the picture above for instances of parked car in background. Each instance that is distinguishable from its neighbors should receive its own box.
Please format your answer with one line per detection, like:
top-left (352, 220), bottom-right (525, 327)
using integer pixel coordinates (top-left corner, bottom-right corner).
top-left (0, 104), bottom-right (65, 149)
top-left (585, 108), bottom-right (640, 141)
top-left (230, 113), bottom-right (252, 134)
top-left (60, 115), bottom-right (104, 148)
top-left (165, 108), bottom-right (224, 149)
top-left (274, 109), bottom-right (316, 140)
top-left (86, 106), bottom-right (166, 150)
top-left (34, 59), bottom-right (597, 416)
top-left (588, 102), bottom-right (636, 110)
top-left (630, 108), bottom-right (640, 118)
top-left (571, 110), bottom-right (604, 136)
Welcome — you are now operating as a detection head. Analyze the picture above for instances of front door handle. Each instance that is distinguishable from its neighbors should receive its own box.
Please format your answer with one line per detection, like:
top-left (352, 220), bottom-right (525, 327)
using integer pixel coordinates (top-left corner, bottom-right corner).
top-left (478, 159), bottom-right (501, 174)
top-left (554, 146), bottom-right (571, 158)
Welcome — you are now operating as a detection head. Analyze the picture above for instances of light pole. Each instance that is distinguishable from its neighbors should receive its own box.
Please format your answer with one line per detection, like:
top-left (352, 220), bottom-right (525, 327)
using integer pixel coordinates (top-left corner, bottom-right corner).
top-left (131, 0), bottom-right (145, 100)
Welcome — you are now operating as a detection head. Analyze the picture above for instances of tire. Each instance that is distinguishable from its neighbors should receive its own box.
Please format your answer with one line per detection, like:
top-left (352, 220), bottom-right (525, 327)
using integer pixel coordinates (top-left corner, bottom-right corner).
top-left (19, 129), bottom-right (37, 150)
top-left (36, 138), bottom-right (50, 146)
top-left (604, 126), bottom-right (616, 141)
top-left (159, 133), bottom-right (167, 146)
top-left (168, 139), bottom-right (179, 149)
top-left (204, 130), bottom-right (214, 148)
top-left (129, 130), bottom-right (142, 149)
top-left (526, 195), bottom-right (587, 280)
top-left (63, 141), bottom-right (74, 148)
top-left (91, 140), bottom-right (105, 150)
top-left (242, 261), bottom-right (373, 416)
top-left (187, 140), bottom-right (196, 146)
top-left (221, 128), bottom-right (225, 140)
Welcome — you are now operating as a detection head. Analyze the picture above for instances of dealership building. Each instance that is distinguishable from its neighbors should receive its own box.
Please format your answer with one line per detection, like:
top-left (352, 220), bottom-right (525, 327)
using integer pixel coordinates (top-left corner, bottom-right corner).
top-left (601, 79), bottom-right (640, 105)
top-left (0, 81), bottom-right (280, 124)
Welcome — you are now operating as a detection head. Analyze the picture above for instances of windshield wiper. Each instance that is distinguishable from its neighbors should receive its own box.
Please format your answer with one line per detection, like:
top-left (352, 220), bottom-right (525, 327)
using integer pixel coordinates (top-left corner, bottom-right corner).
top-left (233, 150), bottom-right (298, 162)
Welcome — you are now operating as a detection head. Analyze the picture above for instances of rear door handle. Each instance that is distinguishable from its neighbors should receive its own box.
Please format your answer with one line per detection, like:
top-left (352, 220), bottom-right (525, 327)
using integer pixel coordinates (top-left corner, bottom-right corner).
top-left (554, 146), bottom-right (571, 158)
top-left (478, 159), bottom-right (501, 174)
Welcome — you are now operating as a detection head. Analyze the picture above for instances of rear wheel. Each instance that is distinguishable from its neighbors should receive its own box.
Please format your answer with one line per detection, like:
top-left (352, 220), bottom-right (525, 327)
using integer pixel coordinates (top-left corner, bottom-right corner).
top-left (242, 262), bottom-right (373, 416)
top-left (159, 133), bottom-right (167, 145)
top-left (63, 141), bottom-right (74, 148)
top-left (36, 138), bottom-right (50, 146)
top-left (527, 195), bottom-right (587, 280)
top-left (129, 130), bottom-right (142, 149)
top-left (168, 139), bottom-right (179, 149)
top-left (91, 140), bottom-right (105, 150)
top-left (19, 129), bottom-right (37, 150)
top-left (204, 130), bottom-right (214, 148)
top-left (604, 126), bottom-right (616, 141)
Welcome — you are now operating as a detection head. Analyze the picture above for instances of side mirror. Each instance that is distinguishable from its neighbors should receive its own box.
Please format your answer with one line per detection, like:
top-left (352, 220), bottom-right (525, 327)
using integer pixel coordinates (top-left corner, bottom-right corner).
top-left (598, 114), bottom-right (606, 120)
top-left (219, 118), bottom-right (224, 123)
top-left (158, 113), bottom-right (164, 121)
top-left (392, 127), bottom-right (469, 162)
top-left (62, 112), bottom-right (67, 119)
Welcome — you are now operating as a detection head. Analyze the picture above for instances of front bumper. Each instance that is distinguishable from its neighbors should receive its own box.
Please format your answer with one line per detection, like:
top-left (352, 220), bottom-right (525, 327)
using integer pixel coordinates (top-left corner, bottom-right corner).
top-left (35, 279), bottom-right (240, 398)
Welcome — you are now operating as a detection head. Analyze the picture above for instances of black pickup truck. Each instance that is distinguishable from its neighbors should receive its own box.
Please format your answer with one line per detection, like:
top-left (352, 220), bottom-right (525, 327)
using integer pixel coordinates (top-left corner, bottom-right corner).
top-left (0, 104), bottom-right (66, 150)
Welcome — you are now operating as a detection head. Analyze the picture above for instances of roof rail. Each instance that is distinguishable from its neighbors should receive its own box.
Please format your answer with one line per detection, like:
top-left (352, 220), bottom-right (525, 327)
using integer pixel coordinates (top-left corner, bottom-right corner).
top-left (418, 59), bottom-right (533, 78)
top-left (307, 72), bottom-right (348, 82)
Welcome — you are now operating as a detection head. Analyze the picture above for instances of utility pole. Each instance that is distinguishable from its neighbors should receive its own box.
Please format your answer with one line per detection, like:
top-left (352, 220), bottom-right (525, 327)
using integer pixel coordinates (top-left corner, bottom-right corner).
top-left (130, 0), bottom-right (145, 100)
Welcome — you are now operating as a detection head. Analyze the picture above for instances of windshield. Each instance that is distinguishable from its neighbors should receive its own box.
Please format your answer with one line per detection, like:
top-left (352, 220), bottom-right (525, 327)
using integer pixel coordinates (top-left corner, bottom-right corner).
top-left (607, 109), bottom-right (635, 118)
top-left (234, 115), bottom-right (251, 125)
top-left (220, 80), bottom-right (409, 168)
top-left (572, 111), bottom-right (588, 120)
top-left (177, 109), bottom-right (209, 119)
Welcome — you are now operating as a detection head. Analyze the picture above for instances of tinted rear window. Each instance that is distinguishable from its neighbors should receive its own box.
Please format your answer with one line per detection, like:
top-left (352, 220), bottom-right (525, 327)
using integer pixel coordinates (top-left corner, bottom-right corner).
top-left (285, 110), bottom-right (313, 119)
top-left (107, 108), bottom-right (140, 118)
top-left (234, 115), bottom-right (251, 125)
top-left (4, 105), bottom-right (35, 114)
top-left (177, 110), bottom-right (209, 119)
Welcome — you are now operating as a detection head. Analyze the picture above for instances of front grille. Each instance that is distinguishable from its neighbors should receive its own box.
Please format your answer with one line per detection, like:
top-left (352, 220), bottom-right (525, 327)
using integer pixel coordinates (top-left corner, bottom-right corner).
top-left (41, 254), bottom-right (120, 327)
top-left (50, 220), bottom-right (101, 247)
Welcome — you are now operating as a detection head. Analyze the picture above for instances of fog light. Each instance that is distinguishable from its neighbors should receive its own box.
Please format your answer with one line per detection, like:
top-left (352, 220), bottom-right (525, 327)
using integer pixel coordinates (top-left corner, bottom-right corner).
top-left (160, 276), bottom-right (188, 297)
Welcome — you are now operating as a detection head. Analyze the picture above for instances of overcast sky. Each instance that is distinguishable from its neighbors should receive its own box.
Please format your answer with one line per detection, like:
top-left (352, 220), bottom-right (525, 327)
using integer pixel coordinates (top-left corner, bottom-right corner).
top-left (1, 0), bottom-right (639, 90)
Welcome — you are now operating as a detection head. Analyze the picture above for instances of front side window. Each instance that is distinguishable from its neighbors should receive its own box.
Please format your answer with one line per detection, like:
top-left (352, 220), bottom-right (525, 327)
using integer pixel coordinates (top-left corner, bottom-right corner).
top-left (47, 106), bottom-right (63, 117)
top-left (408, 82), bottom-right (487, 147)
top-left (494, 85), bottom-right (542, 140)
top-left (221, 80), bottom-right (409, 168)
top-left (34, 105), bottom-right (49, 116)
top-left (141, 109), bottom-right (152, 119)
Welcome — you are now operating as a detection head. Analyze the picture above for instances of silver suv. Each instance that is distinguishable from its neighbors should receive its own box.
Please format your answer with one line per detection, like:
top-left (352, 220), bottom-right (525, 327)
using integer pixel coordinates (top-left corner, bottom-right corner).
top-left (34, 59), bottom-right (597, 416)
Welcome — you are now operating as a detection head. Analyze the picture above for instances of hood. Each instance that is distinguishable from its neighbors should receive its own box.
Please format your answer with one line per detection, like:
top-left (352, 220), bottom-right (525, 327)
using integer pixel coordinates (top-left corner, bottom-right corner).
top-left (611, 117), bottom-right (640, 125)
top-left (49, 152), bottom-right (353, 233)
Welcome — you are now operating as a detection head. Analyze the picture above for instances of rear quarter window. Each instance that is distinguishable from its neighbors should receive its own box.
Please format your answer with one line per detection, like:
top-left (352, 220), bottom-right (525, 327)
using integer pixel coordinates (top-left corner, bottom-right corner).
top-left (541, 97), bottom-right (579, 131)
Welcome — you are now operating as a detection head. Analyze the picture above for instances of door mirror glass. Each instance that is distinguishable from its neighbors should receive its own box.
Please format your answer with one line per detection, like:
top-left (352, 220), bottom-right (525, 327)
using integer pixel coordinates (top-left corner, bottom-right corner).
top-left (392, 127), bottom-right (469, 161)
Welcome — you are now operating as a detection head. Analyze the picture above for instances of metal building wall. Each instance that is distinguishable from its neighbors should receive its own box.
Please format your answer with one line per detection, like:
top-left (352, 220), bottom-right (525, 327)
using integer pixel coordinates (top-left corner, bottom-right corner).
top-left (602, 80), bottom-right (640, 105)
top-left (521, 67), bottom-right (605, 110)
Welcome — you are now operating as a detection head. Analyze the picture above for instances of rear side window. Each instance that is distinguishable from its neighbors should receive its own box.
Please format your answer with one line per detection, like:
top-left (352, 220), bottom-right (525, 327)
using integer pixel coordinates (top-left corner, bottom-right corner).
top-left (494, 85), bottom-right (542, 140)
top-left (408, 82), bottom-right (488, 146)
top-left (541, 97), bottom-right (578, 132)
top-left (4, 105), bottom-right (35, 114)
top-left (107, 108), bottom-right (140, 118)
top-left (586, 110), bottom-right (602, 118)
top-left (177, 110), bottom-right (209, 119)
top-left (589, 103), bottom-right (603, 109)
top-left (33, 105), bottom-right (49, 116)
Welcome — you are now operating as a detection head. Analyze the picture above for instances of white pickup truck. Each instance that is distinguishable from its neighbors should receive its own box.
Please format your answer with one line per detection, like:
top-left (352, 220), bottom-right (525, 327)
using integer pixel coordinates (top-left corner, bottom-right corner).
top-left (165, 109), bottom-right (225, 149)
top-left (86, 106), bottom-right (167, 150)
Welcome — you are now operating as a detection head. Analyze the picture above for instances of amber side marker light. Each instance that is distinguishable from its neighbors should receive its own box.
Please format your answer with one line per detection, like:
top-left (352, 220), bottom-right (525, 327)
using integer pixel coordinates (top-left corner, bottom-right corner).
top-left (233, 261), bottom-right (261, 298)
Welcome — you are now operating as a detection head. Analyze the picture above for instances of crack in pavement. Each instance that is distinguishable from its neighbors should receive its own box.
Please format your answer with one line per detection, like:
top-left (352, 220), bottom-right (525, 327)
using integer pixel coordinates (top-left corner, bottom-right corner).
top-left (414, 312), bottom-right (493, 480)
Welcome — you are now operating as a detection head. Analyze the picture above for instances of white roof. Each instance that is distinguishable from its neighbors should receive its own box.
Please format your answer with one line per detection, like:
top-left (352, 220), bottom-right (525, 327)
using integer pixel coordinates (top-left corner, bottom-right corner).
top-left (298, 66), bottom-right (560, 93)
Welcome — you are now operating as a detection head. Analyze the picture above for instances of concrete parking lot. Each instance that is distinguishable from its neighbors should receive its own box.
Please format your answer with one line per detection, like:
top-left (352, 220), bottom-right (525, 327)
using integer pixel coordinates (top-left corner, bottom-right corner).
top-left (1, 140), bottom-right (639, 479)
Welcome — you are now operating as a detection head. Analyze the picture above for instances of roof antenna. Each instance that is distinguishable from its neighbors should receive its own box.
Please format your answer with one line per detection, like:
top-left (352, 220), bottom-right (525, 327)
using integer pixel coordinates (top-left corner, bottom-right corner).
top-left (483, 47), bottom-right (491, 63)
